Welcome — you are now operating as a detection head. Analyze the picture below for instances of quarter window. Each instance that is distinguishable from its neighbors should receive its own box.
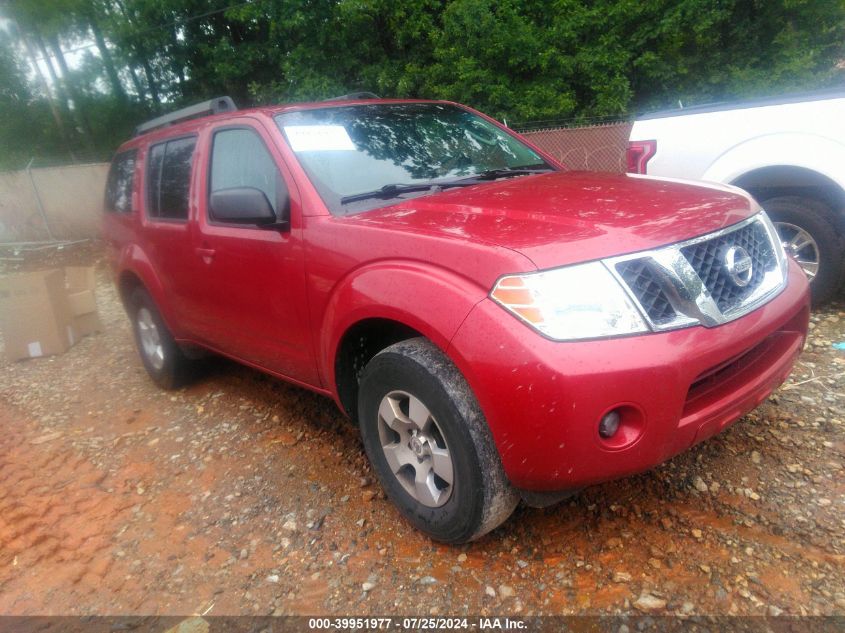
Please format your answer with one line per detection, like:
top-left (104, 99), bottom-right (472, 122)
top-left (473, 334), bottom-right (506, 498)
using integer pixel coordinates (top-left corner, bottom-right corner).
top-left (210, 128), bottom-right (284, 215)
top-left (104, 149), bottom-right (137, 213)
top-left (147, 137), bottom-right (196, 220)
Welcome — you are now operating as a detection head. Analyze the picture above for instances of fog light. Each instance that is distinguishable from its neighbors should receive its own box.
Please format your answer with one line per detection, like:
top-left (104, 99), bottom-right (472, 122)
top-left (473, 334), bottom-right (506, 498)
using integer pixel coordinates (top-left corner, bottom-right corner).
top-left (599, 410), bottom-right (621, 438)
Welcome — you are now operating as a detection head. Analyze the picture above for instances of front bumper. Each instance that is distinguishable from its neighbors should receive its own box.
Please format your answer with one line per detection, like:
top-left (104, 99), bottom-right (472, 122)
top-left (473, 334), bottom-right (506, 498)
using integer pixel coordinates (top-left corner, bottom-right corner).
top-left (447, 258), bottom-right (810, 491)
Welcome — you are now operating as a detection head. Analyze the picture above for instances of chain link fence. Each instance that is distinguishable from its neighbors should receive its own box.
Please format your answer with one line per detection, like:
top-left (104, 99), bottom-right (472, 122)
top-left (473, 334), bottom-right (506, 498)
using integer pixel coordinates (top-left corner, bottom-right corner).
top-left (516, 120), bottom-right (633, 173)
top-left (0, 161), bottom-right (108, 246)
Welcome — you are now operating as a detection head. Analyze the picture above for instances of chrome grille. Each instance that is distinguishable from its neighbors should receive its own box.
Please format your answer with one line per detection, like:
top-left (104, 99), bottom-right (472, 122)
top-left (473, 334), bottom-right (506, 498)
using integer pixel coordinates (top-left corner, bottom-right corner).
top-left (680, 222), bottom-right (775, 312)
top-left (606, 213), bottom-right (787, 331)
top-left (615, 259), bottom-right (676, 324)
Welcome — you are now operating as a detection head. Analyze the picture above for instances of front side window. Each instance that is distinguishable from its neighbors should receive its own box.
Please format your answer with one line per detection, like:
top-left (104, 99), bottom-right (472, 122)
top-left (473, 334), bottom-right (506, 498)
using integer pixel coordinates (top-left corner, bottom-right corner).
top-left (275, 103), bottom-right (552, 215)
top-left (209, 128), bottom-right (285, 216)
top-left (105, 149), bottom-right (137, 213)
top-left (146, 137), bottom-right (196, 220)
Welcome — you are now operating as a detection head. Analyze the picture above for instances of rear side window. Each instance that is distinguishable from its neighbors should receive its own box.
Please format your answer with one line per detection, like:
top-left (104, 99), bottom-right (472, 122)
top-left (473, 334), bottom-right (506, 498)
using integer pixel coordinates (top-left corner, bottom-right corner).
top-left (105, 149), bottom-right (137, 213)
top-left (146, 137), bottom-right (196, 220)
top-left (210, 128), bottom-right (284, 214)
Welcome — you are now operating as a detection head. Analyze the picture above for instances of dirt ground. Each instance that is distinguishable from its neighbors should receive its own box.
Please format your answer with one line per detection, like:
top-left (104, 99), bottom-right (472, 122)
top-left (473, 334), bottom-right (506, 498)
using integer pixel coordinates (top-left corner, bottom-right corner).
top-left (1, 244), bottom-right (844, 617)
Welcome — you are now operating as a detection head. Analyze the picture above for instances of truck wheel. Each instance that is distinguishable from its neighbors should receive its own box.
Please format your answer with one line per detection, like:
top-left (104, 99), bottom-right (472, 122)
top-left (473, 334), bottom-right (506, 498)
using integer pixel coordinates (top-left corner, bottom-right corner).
top-left (357, 338), bottom-right (518, 543)
top-left (762, 196), bottom-right (845, 304)
top-left (130, 287), bottom-right (193, 389)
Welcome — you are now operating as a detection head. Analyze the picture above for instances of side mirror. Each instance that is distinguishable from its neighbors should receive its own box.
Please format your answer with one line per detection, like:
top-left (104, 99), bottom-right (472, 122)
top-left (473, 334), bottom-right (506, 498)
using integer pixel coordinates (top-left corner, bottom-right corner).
top-left (210, 187), bottom-right (283, 226)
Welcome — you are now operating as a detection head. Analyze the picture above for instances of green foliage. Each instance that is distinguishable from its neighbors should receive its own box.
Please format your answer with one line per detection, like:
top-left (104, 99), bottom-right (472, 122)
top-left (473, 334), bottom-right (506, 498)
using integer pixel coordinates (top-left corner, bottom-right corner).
top-left (0, 32), bottom-right (61, 170)
top-left (0, 0), bottom-right (843, 169)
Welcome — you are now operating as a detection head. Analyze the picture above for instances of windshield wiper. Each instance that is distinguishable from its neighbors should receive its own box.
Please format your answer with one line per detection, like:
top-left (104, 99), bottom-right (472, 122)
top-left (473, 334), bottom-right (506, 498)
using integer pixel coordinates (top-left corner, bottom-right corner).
top-left (340, 166), bottom-right (555, 205)
top-left (340, 181), bottom-right (471, 205)
top-left (464, 166), bottom-right (555, 181)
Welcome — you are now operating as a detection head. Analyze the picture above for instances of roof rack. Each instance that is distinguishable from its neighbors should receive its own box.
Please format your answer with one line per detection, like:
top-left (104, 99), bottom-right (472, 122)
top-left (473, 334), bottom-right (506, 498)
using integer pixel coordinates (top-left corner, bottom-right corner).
top-left (133, 96), bottom-right (237, 137)
top-left (323, 92), bottom-right (381, 102)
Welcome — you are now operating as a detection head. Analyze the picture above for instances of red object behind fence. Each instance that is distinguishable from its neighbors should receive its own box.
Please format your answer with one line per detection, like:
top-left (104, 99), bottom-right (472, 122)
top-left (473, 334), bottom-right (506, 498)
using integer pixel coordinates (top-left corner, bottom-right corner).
top-left (520, 122), bottom-right (633, 173)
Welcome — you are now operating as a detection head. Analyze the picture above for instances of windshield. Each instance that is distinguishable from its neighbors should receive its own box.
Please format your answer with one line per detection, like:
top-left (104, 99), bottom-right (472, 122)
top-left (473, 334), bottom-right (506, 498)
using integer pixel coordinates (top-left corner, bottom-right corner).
top-left (275, 103), bottom-right (554, 214)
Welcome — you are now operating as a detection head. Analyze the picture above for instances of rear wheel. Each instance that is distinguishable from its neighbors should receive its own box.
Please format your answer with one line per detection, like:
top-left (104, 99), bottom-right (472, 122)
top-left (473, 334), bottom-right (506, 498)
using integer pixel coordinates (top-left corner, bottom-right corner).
top-left (762, 195), bottom-right (845, 304)
top-left (358, 338), bottom-right (518, 543)
top-left (130, 288), bottom-right (193, 389)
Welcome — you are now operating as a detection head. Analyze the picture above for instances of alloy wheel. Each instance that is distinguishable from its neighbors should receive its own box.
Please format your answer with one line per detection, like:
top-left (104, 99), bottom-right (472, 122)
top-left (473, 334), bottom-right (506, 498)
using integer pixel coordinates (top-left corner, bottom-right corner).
top-left (376, 390), bottom-right (454, 507)
top-left (775, 221), bottom-right (820, 281)
top-left (137, 307), bottom-right (165, 371)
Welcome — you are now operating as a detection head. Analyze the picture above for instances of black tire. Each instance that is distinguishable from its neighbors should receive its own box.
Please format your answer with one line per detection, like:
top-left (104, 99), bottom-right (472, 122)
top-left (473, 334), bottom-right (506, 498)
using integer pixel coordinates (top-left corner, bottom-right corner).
top-left (129, 287), bottom-right (193, 389)
top-left (358, 337), bottom-right (518, 543)
top-left (761, 196), bottom-right (845, 304)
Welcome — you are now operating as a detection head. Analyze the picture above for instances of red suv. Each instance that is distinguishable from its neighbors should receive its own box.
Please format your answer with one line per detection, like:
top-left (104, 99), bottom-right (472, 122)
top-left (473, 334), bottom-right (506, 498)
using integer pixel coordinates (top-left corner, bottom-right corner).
top-left (103, 95), bottom-right (810, 543)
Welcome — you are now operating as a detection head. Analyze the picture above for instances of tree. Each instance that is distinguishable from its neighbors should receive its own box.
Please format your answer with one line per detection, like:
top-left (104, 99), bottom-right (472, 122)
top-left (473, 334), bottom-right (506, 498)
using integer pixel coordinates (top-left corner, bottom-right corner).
top-left (0, 31), bottom-right (71, 169)
top-left (0, 0), bottom-right (843, 170)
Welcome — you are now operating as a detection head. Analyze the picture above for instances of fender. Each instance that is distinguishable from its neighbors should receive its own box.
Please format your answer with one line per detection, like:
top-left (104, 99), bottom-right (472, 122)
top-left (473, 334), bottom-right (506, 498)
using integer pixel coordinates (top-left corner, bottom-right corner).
top-left (117, 243), bottom-right (184, 337)
top-left (319, 259), bottom-right (490, 397)
top-left (703, 132), bottom-right (845, 193)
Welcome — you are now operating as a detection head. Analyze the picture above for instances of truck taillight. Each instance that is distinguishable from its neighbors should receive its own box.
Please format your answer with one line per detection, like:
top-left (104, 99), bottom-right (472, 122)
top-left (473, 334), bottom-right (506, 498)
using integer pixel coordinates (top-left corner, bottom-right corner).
top-left (626, 140), bottom-right (657, 174)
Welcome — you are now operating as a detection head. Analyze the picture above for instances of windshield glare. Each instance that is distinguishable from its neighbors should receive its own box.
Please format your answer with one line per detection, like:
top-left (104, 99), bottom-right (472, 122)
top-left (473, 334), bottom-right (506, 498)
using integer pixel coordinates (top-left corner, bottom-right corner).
top-left (275, 103), bottom-right (552, 214)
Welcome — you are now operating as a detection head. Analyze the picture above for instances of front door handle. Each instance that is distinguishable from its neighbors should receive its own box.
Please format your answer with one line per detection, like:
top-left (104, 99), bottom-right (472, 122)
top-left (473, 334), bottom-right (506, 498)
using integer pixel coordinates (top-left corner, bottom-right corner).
top-left (196, 247), bottom-right (216, 263)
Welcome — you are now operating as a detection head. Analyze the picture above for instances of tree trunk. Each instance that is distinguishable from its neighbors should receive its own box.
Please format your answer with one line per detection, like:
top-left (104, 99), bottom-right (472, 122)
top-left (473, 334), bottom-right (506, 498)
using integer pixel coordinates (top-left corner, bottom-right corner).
top-left (114, 0), bottom-right (161, 111)
top-left (89, 13), bottom-right (128, 104)
top-left (101, 0), bottom-right (147, 105)
top-left (140, 56), bottom-right (161, 111)
top-left (33, 32), bottom-right (69, 110)
top-left (17, 26), bottom-right (77, 161)
top-left (45, 33), bottom-right (96, 153)
top-left (127, 64), bottom-right (146, 102)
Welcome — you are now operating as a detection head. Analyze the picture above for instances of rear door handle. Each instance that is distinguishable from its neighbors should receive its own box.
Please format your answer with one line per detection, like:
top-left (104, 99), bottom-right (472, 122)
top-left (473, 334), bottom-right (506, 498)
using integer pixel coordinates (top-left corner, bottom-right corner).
top-left (196, 247), bottom-right (216, 263)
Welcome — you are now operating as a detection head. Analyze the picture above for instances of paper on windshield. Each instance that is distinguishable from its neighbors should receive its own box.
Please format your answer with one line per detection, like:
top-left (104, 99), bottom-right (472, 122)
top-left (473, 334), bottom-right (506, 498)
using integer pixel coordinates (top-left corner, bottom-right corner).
top-left (283, 125), bottom-right (355, 152)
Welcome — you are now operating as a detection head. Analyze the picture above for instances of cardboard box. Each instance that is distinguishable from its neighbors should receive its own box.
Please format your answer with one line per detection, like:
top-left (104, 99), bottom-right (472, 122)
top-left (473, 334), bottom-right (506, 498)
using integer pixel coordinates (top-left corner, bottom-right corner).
top-left (0, 269), bottom-right (77, 361)
top-left (64, 266), bottom-right (102, 337)
top-left (0, 265), bottom-right (102, 361)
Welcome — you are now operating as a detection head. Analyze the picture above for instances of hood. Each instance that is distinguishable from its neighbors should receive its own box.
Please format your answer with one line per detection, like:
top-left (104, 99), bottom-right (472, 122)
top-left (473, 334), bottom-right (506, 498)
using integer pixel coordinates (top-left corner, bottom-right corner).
top-left (345, 171), bottom-right (757, 270)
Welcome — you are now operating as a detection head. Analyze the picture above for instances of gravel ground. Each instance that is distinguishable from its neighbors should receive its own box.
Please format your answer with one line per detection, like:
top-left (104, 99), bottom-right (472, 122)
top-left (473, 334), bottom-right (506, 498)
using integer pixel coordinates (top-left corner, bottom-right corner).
top-left (0, 245), bottom-right (843, 616)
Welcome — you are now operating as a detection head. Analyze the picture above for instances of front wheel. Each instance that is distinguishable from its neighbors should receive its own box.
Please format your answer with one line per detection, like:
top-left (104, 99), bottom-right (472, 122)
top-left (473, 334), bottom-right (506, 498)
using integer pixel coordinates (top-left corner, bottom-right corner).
top-left (762, 196), bottom-right (845, 304)
top-left (358, 338), bottom-right (518, 543)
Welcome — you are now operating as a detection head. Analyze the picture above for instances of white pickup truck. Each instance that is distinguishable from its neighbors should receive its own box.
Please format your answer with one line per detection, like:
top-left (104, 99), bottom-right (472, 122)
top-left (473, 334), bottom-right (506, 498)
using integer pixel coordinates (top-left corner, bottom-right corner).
top-left (628, 90), bottom-right (845, 303)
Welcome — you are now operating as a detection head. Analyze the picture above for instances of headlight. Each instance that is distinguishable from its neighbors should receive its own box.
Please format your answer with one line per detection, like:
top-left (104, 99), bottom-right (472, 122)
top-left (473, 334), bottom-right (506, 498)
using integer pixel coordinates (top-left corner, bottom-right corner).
top-left (490, 261), bottom-right (649, 341)
top-left (758, 210), bottom-right (789, 278)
